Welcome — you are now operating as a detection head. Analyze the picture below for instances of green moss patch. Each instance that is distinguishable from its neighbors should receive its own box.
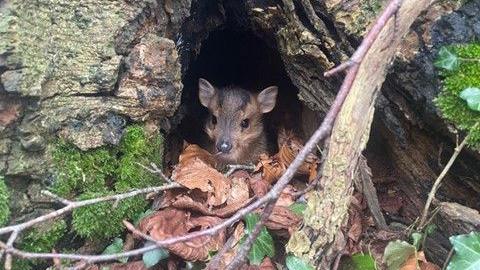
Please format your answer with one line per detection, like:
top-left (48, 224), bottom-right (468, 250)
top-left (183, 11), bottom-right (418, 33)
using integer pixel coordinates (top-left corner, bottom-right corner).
top-left (435, 43), bottom-right (480, 148)
top-left (0, 176), bottom-right (10, 226)
top-left (52, 124), bottom-right (164, 239)
top-left (21, 220), bottom-right (67, 253)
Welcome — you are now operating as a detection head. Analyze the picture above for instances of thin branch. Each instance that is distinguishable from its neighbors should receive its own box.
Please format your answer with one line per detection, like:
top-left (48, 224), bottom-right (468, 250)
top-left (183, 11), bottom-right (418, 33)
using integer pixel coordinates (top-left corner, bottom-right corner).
top-left (0, 184), bottom-right (181, 236)
top-left (226, 202), bottom-right (275, 270)
top-left (418, 134), bottom-right (470, 229)
top-left (324, 0), bottom-right (403, 78)
top-left (41, 190), bottom-right (73, 205)
top-left (225, 164), bottom-right (256, 177)
top-left (206, 232), bottom-right (237, 270)
top-left (136, 162), bottom-right (173, 183)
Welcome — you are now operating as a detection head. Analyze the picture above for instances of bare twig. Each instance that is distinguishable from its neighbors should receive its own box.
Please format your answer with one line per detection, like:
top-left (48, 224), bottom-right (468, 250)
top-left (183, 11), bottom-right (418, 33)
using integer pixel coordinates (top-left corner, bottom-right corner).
top-left (442, 247), bottom-right (455, 270)
top-left (418, 134), bottom-right (470, 229)
top-left (226, 202), bottom-right (275, 270)
top-left (0, 184), bottom-right (181, 236)
top-left (136, 162), bottom-right (173, 183)
top-left (225, 164), bottom-right (256, 177)
top-left (41, 190), bottom-right (73, 205)
top-left (206, 233), bottom-right (237, 270)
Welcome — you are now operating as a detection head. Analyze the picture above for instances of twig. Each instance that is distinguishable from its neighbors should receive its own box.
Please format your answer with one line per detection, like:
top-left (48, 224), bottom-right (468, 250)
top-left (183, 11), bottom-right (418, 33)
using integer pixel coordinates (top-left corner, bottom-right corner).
top-left (41, 190), bottom-right (73, 205)
top-left (206, 233), bottom-right (237, 270)
top-left (136, 162), bottom-right (173, 183)
top-left (292, 175), bottom-right (320, 198)
top-left (0, 184), bottom-right (181, 236)
top-left (418, 134), bottom-right (470, 229)
top-left (226, 202), bottom-right (275, 270)
top-left (324, 0), bottom-right (403, 78)
top-left (123, 220), bottom-right (162, 244)
top-left (225, 164), bottom-right (256, 177)
top-left (442, 247), bottom-right (454, 270)
top-left (324, 60), bottom-right (355, 77)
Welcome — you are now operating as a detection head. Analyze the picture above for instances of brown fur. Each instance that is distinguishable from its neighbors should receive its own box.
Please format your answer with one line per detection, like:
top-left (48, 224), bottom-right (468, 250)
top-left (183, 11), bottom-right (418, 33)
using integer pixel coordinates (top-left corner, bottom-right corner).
top-left (198, 79), bottom-right (278, 167)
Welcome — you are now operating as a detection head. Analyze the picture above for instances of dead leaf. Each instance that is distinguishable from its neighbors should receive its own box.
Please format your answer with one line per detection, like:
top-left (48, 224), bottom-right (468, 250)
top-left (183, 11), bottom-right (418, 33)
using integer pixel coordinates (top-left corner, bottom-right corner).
top-left (172, 157), bottom-right (230, 206)
top-left (227, 174), bottom-right (250, 205)
top-left (242, 257), bottom-right (276, 270)
top-left (401, 251), bottom-right (440, 270)
top-left (263, 206), bottom-right (301, 235)
top-left (249, 173), bottom-right (270, 197)
top-left (276, 129), bottom-right (319, 182)
top-left (179, 143), bottom-right (217, 168)
top-left (171, 194), bottom-right (254, 217)
top-left (256, 154), bottom-right (285, 184)
top-left (139, 208), bottom-right (226, 261)
top-left (276, 185), bottom-right (296, 207)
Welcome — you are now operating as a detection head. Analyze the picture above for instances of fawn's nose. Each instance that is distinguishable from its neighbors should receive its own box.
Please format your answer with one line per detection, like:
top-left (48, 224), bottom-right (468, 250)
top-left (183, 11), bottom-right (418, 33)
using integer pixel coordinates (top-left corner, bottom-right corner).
top-left (216, 140), bottom-right (232, 153)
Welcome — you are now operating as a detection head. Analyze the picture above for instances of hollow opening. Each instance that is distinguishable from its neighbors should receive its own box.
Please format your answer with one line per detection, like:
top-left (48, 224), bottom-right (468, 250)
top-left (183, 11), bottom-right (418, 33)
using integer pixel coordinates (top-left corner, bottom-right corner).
top-left (177, 28), bottom-right (305, 158)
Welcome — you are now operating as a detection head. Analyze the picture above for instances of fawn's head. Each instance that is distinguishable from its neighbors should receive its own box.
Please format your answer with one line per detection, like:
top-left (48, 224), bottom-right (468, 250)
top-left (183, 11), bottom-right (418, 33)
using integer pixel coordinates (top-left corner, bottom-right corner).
top-left (198, 78), bottom-right (278, 163)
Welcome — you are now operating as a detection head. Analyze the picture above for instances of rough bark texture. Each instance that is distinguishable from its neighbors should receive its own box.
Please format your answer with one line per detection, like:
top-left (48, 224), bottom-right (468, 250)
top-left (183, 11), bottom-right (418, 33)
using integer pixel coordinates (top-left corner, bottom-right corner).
top-left (1, 0), bottom-right (480, 267)
top-left (286, 1), bottom-right (434, 267)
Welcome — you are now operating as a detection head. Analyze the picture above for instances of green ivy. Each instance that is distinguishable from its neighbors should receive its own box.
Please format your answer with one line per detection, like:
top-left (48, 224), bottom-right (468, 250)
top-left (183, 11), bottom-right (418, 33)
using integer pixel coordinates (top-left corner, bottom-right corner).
top-left (0, 176), bottom-right (10, 226)
top-left (435, 44), bottom-right (480, 148)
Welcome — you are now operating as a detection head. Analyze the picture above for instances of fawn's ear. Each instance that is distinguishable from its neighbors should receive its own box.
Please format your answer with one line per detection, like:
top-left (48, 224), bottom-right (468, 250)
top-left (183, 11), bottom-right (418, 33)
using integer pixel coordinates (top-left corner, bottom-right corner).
top-left (198, 78), bottom-right (217, 109)
top-left (257, 86), bottom-right (278, 113)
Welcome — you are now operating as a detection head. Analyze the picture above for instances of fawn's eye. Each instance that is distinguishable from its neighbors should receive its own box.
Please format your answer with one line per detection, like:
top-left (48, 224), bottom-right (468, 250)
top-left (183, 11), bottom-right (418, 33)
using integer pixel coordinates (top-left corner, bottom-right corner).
top-left (240, 119), bottom-right (249, 129)
top-left (211, 115), bottom-right (217, 125)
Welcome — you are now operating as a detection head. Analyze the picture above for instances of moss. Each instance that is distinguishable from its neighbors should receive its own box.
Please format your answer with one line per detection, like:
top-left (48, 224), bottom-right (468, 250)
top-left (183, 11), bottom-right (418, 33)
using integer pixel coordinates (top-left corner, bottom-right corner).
top-left (0, 176), bottom-right (9, 226)
top-left (116, 124), bottom-right (164, 191)
top-left (21, 220), bottom-right (67, 253)
top-left (52, 124), bottom-right (165, 239)
top-left (52, 143), bottom-right (117, 196)
top-left (435, 43), bottom-right (480, 148)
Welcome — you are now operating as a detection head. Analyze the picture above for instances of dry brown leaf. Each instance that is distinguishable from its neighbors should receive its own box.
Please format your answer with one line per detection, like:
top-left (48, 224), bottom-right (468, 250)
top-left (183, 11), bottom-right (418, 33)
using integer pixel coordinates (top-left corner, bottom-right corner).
top-left (171, 194), bottom-right (254, 217)
top-left (263, 206), bottom-right (301, 235)
top-left (276, 129), bottom-right (319, 182)
top-left (401, 252), bottom-right (441, 270)
top-left (249, 173), bottom-right (270, 197)
top-left (179, 143), bottom-right (217, 167)
top-left (172, 157), bottom-right (230, 206)
top-left (227, 174), bottom-right (250, 205)
top-left (139, 208), bottom-right (226, 261)
top-left (215, 222), bottom-right (246, 269)
top-left (242, 257), bottom-right (276, 270)
top-left (256, 154), bottom-right (285, 184)
top-left (276, 185), bottom-right (296, 207)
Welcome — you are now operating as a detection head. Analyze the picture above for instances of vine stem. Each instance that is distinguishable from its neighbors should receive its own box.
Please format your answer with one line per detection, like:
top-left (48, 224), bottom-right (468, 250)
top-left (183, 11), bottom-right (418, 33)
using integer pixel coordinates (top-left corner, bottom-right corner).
top-left (418, 133), bottom-right (470, 229)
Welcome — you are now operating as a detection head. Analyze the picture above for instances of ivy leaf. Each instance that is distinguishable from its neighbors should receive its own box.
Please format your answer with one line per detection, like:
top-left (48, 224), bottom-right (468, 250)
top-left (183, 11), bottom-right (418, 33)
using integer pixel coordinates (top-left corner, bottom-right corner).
top-left (339, 253), bottom-right (376, 270)
top-left (133, 209), bottom-right (155, 227)
top-left (286, 254), bottom-right (314, 270)
top-left (448, 232), bottom-right (480, 270)
top-left (102, 237), bottom-right (127, 263)
top-left (383, 240), bottom-right (416, 270)
top-left (434, 47), bottom-right (459, 71)
top-left (460, 87), bottom-right (480, 112)
top-left (142, 241), bottom-right (169, 268)
top-left (243, 213), bottom-right (275, 265)
top-left (411, 232), bottom-right (423, 250)
top-left (289, 202), bottom-right (307, 215)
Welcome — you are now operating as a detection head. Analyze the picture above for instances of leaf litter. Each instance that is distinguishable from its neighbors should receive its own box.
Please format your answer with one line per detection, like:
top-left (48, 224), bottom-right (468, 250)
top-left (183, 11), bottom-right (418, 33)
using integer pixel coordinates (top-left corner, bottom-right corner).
top-left (90, 130), bottom-right (319, 268)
